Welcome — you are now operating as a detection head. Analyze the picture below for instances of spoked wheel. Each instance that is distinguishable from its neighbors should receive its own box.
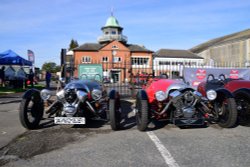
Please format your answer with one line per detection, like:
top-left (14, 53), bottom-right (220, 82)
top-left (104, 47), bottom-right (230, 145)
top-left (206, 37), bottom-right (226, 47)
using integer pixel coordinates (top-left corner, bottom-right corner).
top-left (135, 97), bottom-right (149, 131)
top-left (19, 95), bottom-right (44, 129)
top-left (109, 98), bottom-right (121, 130)
top-left (216, 97), bottom-right (237, 128)
top-left (234, 90), bottom-right (250, 125)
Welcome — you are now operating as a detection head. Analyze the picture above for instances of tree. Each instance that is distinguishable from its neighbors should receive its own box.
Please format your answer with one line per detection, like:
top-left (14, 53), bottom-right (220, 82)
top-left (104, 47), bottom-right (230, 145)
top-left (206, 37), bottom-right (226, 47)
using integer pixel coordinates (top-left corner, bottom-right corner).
top-left (42, 62), bottom-right (61, 73)
top-left (69, 39), bottom-right (79, 50)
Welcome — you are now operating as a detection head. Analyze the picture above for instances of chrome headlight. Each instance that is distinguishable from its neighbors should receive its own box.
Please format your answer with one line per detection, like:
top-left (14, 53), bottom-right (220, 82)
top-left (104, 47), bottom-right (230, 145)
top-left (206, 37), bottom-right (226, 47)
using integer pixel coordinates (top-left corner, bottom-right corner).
top-left (206, 90), bottom-right (217, 100)
top-left (155, 91), bottom-right (166, 101)
top-left (56, 89), bottom-right (65, 100)
top-left (77, 90), bottom-right (88, 102)
top-left (91, 89), bottom-right (102, 101)
top-left (40, 89), bottom-right (52, 100)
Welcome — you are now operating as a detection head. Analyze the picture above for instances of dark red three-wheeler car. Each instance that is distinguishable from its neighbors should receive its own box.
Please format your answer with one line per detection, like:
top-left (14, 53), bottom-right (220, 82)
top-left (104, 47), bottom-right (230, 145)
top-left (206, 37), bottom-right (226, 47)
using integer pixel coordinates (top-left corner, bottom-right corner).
top-left (198, 74), bottom-right (250, 124)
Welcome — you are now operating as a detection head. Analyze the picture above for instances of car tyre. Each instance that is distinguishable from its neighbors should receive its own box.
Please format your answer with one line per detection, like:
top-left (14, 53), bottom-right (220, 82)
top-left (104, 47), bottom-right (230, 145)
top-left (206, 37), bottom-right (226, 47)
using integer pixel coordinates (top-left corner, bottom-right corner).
top-left (136, 97), bottom-right (149, 131)
top-left (217, 97), bottom-right (237, 128)
top-left (19, 95), bottom-right (44, 129)
top-left (233, 89), bottom-right (250, 125)
top-left (109, 98), bottom-right (121, 130)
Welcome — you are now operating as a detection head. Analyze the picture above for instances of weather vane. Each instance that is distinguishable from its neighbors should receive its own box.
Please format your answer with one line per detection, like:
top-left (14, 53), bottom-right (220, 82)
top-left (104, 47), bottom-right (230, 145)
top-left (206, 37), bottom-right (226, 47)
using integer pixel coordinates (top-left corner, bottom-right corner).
top-left (111, 6), bottom-right (114, 16)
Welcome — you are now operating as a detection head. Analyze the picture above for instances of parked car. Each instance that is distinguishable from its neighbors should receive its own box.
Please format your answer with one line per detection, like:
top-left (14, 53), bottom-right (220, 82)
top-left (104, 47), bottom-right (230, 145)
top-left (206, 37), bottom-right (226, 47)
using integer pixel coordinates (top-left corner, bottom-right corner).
top-left (19, 76), bottom-right (121, 130)
top-left (135, 78), bottom-right (237, 131)
top-left (197, 74), bottom-right (250, 124)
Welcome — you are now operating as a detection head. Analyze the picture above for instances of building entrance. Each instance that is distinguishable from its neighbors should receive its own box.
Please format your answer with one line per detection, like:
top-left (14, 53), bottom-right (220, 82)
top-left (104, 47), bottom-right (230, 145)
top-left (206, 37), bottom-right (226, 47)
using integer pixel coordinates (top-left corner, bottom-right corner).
top-left (111, 70), bottom-right (120, 83)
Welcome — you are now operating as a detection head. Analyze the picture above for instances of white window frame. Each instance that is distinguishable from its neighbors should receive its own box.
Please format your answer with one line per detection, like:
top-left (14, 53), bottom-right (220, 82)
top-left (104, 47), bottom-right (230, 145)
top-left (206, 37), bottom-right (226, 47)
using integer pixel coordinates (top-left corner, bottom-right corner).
top-left (102, 56), bottom-right (108, 62)
top-left (82, 56), bottom-right (91, 63)
top-left (131, 57), bottom-right (149, 67)
top-left (113, 57), bottom-right (122, 63)
top-left (112, 45), bottom-right (119, 49)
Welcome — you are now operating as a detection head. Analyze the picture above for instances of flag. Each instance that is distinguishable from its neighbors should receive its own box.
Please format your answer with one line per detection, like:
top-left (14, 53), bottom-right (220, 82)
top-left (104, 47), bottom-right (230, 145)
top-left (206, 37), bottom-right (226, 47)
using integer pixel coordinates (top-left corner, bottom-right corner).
top-left (27, 50), bottom-right (35, 64)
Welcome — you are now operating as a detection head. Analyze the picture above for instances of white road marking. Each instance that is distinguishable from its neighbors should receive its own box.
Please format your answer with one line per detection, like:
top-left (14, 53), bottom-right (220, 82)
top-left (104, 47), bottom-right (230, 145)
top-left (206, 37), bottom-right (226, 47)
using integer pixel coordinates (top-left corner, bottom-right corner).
top-left (1, 131), bottom-right (7, 135)
top-left (147, 131), bottom-right (180, 167)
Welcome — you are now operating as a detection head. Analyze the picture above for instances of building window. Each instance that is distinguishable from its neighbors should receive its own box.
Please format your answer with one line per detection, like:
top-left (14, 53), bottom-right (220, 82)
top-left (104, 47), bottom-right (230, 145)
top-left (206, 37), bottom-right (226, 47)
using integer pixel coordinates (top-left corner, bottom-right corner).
top-left (113, 57), bottom-right (121, 62)
top-left (171, 62), bottom-right (183, 65)
top-left (159, 61), bottom-right (170, 65)
top-left (102, 57), bottom-right (108, 62)
top-left (111, 31), bottom-right (116, 35)
top-left (112, 45), bottom-right (119, 49)
top-left (132, 57), bottom-right (149, 65)
top-left (82, 56), bottom-right (91, 63)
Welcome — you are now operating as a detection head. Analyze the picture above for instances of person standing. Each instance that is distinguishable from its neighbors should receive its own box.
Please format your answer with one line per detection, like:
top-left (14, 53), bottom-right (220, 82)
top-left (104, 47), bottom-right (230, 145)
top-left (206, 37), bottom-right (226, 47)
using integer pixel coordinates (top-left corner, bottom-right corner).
top-left (0, 66), bottom-right (5, 87)
top-left (29, 69), bottom-right (34, 88)
top-left (45, 71), bottom-right (51, 89)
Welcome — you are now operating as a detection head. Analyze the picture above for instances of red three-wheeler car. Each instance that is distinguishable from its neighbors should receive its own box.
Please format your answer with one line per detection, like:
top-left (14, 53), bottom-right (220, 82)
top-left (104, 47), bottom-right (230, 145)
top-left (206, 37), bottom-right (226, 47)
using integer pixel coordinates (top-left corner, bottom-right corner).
top-left (135, 76), bottom-right (237, 131)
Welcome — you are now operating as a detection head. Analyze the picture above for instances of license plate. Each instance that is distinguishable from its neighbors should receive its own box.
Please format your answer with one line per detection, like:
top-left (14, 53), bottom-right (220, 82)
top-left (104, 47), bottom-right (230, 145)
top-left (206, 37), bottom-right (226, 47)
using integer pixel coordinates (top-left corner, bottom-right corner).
top-left (54, 117), bottom-right (86, 124)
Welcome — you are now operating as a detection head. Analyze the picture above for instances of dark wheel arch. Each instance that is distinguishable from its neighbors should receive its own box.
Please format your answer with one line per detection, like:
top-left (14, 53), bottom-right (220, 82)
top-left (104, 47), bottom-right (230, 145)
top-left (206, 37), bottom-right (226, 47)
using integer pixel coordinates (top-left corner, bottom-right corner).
top-left (215, 88), bottom-right (234, 100)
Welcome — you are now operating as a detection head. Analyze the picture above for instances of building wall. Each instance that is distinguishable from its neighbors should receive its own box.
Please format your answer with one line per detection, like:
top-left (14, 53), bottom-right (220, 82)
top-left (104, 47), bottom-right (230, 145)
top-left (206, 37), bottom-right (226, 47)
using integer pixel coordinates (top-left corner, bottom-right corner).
top-left (74, 51), bottom-right (99, 77)
top-left (153, 57), bottom-right (204, 76)
top-left (247, 39), bottom-right (250, 63)
top-left (130, 52), bottom-right (153, 75)
top-left (100, 40), bottom-right (131, 69)
top-left (197, 38), bottom-right (250, 67)
top-left (73, 40), bottom-right (153, 82)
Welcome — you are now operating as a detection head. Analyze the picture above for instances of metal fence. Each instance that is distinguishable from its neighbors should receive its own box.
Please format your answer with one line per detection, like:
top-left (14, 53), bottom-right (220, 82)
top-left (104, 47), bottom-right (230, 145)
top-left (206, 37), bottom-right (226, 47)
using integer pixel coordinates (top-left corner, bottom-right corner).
top-left (74, 60), bottom-right (249, 98)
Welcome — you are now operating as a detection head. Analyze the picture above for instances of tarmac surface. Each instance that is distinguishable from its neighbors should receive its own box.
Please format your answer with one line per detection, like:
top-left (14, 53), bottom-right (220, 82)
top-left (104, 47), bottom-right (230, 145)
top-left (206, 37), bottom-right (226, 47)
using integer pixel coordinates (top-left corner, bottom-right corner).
top-left (0, 93), bottom-right (22, 104)
top-left (0, 81), bottom-right (58, 104)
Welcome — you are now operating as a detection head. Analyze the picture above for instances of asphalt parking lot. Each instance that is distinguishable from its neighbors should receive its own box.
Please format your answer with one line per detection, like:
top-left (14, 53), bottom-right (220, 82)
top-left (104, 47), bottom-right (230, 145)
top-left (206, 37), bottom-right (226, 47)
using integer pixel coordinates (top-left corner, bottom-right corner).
top-left (0, 99), bottom-right (250, 167)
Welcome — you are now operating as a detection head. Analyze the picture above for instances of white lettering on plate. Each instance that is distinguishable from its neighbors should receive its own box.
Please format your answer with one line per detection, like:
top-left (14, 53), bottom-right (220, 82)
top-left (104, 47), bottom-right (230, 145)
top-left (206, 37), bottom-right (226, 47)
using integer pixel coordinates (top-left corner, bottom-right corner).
top-left (54, 117), bottom-right (85, 124)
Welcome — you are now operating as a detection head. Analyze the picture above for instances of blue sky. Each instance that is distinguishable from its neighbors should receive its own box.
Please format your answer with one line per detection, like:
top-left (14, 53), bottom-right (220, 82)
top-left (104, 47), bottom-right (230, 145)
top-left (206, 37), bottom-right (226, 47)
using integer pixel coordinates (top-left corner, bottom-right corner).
top-left (1, 0), bottom-right (250, 68)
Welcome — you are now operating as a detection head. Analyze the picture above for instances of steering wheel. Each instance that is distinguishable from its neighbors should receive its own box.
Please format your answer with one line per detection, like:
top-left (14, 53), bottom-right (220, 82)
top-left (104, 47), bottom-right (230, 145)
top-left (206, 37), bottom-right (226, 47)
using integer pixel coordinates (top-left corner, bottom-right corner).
top-left (159, 74), bottom-right (168, 79)
top-left (206, 74), bottom-right (215, 82)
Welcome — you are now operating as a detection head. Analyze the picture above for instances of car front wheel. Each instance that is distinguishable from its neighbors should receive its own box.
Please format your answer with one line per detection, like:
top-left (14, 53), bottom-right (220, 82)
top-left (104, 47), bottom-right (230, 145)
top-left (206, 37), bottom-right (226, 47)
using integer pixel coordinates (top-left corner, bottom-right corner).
top-left (19, 95), bottom-right (44, 129)
top-left (109, 98), bottom-right (121, 131)
top-left (135, 97), bottom-right (149, 131)
top-left (216, 97), bottom-right (237, 128)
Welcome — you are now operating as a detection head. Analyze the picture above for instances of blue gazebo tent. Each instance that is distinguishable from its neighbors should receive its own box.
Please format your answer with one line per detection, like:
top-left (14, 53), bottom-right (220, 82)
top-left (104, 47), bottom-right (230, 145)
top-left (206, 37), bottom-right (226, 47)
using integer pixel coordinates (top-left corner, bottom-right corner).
top-left (0, 49), bottom-right (32, 66)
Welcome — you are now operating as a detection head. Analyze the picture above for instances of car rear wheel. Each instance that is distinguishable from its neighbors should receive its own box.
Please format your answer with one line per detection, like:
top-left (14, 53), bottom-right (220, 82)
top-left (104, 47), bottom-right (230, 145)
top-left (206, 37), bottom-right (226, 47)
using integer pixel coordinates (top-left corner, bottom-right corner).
top-left (109, 98), bottom-right (121, 130)
top-left (19, 95), bottom-right (44, 129)
top-left (234, 89), bottom-right (250, 125)
top-left (216, 97), bottom-right (237, 128)
top-left (136, 97), bottom-right (149, 131)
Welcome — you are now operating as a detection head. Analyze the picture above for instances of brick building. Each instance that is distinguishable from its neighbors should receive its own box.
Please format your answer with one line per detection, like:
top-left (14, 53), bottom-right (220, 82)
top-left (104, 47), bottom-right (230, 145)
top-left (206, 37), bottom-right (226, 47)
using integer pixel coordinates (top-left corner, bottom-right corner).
top-left (73, 15), bottom-right (153, 83)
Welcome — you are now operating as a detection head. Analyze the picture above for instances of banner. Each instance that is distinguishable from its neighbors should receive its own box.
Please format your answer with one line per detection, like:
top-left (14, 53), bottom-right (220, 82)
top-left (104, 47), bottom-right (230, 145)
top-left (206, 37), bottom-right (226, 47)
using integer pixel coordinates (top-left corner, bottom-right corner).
top-left (78, 64), bottom-right (103, 81)
top-left (183, 67), bottom-right (250, 89)
top-left (27, 50), bottom-right (35, 64)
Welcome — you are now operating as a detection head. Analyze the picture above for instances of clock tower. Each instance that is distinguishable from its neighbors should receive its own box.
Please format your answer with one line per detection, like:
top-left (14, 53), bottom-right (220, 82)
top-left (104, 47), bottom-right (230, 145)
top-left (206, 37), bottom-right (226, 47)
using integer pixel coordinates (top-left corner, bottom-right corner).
top-left (98, 14), bottom-right (128, 44)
